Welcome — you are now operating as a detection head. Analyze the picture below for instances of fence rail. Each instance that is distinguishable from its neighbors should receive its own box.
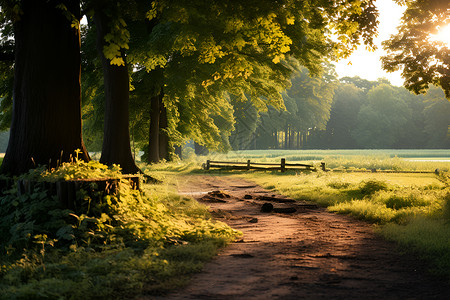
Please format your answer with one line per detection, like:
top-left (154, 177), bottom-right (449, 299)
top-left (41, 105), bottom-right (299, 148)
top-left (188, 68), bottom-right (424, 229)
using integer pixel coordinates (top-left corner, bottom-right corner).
top-left (204, 159), bottom-right (324, 172)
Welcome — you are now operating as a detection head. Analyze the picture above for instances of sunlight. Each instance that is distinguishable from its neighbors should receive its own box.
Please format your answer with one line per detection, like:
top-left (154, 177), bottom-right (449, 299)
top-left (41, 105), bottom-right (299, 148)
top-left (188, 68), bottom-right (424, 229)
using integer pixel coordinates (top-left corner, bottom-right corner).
top-left (430, 23), bottom-right (450, 47)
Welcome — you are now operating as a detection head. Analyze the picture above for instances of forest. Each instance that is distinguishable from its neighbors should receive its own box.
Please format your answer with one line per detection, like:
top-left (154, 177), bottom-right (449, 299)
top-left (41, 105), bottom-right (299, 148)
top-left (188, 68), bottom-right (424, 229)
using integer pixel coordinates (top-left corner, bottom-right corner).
top-left (0, 0), bottom-right (449, 298)
top-left (1, 74), bottom-right (450, 155)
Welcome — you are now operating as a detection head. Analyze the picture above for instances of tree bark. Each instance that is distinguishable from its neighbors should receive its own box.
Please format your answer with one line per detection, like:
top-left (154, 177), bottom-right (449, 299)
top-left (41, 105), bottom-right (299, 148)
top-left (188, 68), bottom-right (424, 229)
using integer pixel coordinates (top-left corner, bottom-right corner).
top-left (1, 0), bottom-right (90, 175)
top-left (194, 142), bottom-right (209, 156)
top-left (174, 145), bottom-right (182, 159)
top-left (148, 92), bottom-right (161, 163)
top-left (284, 126), bottom-right (289, 149)
top-left (94, 10), bottom-right (139, 174)
top-left (273, 130), bottom-right (278, 149)
top-left (158, 92), bottom-right (170, 161)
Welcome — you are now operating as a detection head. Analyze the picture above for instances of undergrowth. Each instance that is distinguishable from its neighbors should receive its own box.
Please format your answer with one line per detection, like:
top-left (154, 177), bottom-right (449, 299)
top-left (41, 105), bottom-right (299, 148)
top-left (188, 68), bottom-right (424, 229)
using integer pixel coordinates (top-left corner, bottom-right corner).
top-left (0, 159), bottom-right (239, 299)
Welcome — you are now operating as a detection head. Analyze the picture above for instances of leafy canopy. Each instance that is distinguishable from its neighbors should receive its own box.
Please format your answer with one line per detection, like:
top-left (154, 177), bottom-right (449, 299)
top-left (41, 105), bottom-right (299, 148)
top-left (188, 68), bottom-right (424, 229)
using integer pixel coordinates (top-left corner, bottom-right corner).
top-left (382, 0), bottom-right (450, 98)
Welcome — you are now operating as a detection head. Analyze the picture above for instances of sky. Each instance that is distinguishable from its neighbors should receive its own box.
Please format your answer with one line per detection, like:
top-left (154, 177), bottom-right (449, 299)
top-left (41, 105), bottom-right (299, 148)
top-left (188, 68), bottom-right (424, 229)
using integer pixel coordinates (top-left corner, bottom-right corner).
top-left (334, 0), bottom-right (406, 86)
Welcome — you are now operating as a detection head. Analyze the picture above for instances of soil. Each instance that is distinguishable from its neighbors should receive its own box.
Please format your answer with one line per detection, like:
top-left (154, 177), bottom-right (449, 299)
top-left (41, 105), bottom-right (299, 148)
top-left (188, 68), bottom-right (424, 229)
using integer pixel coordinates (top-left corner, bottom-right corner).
top-left (153, 174), bottom-right (450, 299)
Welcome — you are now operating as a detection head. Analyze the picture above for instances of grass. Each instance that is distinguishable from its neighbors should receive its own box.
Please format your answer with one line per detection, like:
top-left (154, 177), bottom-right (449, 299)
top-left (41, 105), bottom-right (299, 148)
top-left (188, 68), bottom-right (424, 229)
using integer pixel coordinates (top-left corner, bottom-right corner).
top-left (1, 149), bottom-right (450, 298)
top-left (237, 169), bottom-right (450, 279)
top-left (0, 160), bottom-right (240, 299)
top-left (166, 149), bottom-right (450, 279)
top-left (205, 149), bottom-right (450, 172)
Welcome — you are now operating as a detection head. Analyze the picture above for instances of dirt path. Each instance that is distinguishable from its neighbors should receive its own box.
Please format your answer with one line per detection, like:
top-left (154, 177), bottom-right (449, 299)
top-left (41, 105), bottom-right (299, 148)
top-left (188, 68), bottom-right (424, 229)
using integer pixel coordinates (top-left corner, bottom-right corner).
top-left (155, 174), bottom-right (450, 299)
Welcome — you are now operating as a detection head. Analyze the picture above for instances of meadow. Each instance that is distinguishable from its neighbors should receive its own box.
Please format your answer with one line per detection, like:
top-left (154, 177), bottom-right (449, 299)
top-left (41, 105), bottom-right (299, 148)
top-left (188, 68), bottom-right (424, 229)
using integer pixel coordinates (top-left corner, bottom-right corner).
top-left (203, 149), bottom-right (450, 172)
top-left (181, 149), bottom-right (450, 278)
top-left (1, 149), bottom-right (450, 299)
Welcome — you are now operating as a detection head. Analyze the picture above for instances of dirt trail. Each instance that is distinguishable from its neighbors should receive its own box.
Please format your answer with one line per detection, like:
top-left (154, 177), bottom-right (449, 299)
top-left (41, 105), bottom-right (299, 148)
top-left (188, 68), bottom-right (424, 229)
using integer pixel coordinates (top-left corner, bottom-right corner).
top-left (154, 174), bottom-right (450, 299)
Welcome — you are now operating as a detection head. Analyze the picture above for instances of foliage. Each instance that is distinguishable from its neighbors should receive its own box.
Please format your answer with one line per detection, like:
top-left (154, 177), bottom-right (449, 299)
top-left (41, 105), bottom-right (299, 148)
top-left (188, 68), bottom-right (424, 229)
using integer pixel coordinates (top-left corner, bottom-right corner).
top-left (352, 84), bottom-right (412, 148)
top-left (251, 77), bottom-right (450, 150)
top-left (382, 0), bottom-right (450, 98)
top-left (109, 0), bottom-right (379, 153)
top-left (423, 86), bottom-right (450, 148)
top-left (320, 79), bottom-right (448, 149)
top-left (0, 160), bottom-right (239, 298)
top-left (253, 63), bottom-right (336, 150)
top-left (326, 83), bottom-right (362, 148)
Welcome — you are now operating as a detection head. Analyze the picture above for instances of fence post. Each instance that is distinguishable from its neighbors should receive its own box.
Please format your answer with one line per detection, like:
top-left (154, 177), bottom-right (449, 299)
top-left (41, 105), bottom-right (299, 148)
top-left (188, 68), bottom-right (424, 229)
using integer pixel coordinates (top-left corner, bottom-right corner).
top-left (321, 162), bottom-right (326, 171)
top-left (206, 160), bottom-right (210, 170)
top-left (281, 158), bottom-right (286, 172)
top-left (247, 159), bottom-right (251, 171)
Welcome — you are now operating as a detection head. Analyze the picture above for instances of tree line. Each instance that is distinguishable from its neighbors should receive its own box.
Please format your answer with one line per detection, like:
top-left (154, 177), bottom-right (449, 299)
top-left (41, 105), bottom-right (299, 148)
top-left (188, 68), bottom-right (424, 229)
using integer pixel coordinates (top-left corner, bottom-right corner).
top-left (231, 75), bottom-right (450, 151)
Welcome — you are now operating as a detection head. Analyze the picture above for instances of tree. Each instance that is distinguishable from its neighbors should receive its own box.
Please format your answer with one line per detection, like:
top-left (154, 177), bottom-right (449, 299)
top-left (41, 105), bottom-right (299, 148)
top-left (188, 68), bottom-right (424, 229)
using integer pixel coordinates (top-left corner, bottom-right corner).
top-left (135, 0), bottom-right (379, 156)
top-left (229, 96), bottom-right (259, 150)
top-left (352, 84), bottom-right (411, 148)
top-left (0, 0), bottom-right (90, 175)
top-left (0, 0), bottom-right (380, 171)
top-left (423, 85), bottom-right (450, 148)
top-left (326, 83), bottom-right (363, 148)
top-left (253, 64), bottom-right (336, 150)
top-left (382, 0), bottom-right (450, 98)
top-left (92, 3), bottom-right (140, 174)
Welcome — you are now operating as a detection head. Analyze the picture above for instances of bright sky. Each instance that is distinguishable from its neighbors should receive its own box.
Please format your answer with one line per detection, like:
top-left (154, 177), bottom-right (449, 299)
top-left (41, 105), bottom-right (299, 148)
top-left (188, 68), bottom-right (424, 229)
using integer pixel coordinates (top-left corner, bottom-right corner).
top-left (335, 0), bottom-right (406, 86)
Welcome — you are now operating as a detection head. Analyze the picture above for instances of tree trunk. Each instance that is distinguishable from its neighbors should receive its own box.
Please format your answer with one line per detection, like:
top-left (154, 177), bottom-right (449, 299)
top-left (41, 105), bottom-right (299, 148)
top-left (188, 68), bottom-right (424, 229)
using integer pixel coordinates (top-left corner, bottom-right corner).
top-left (273, 130), bottom-right (278, 149)
top-left (284, 126), bottom-right (289, 149)
top-left (94, 10), bottom-right (139, 174)
top-left (158, 90), bottom-right (170, 161)
top-left (288, 127), bottom-right (293, 149)
top-left (174, 145), bottom-right (182, 159)
top-left (1, 0), bottom-right (90, 176)
top-left (194, 142), bottom-right (209, 156)
top-left (148, 92), bottom-right (161, 163)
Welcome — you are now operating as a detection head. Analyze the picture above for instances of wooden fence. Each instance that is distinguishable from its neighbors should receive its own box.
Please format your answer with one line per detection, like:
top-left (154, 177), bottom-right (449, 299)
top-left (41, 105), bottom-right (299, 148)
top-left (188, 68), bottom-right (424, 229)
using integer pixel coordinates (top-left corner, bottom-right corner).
top-left (204, 158), bottom-right (326, 172)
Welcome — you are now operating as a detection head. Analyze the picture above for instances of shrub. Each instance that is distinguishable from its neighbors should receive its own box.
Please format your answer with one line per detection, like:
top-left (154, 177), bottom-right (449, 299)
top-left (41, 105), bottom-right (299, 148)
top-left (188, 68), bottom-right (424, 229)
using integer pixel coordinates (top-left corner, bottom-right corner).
top-left (385, 195), bottom-right (429, 210)
top-left (0, 159), bottom-right (239, 298)
top-left (359, 180), bottom-right (388, 195)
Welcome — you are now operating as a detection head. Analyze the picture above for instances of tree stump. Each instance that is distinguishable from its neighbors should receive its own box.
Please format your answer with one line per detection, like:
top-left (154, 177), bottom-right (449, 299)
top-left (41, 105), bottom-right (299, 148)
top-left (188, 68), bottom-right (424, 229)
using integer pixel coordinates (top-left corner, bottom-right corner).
top-left (15, 175), bottom-right (140, 211)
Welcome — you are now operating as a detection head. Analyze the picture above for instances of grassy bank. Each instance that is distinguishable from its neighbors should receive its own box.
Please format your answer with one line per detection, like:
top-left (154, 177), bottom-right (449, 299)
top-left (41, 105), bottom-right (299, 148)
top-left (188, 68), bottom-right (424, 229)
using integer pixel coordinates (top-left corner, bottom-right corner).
top-left (0, 160), bottom-right (239, 299)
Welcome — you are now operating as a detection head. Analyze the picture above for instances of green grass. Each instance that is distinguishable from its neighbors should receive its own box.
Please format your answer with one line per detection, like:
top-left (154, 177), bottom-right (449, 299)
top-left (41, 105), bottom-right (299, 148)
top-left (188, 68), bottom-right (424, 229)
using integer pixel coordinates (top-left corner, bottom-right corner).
top-left (235, 168), bottom-right (450, 279)
top-left (205, 149), bottom-right (450, 172)
top-left (0, 160), bottom-right (240, 299)
top-left (169, 149), bottom-right (450, 279)
top-left (1, 149), bottom-right (450, 297)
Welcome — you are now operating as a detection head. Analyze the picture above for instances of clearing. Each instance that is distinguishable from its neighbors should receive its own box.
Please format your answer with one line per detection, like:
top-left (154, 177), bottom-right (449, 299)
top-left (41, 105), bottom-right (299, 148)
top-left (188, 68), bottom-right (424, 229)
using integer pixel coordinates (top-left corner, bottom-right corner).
top-left (149, 174), bottom-right (450, 300)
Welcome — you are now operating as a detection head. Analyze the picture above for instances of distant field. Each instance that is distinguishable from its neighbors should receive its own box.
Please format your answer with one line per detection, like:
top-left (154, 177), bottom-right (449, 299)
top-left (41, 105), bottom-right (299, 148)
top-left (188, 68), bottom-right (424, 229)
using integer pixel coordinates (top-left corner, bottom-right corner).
top-left (206, 149), bottom-right (450, 172)
top-left (209, 149), bottom-right (450, 160)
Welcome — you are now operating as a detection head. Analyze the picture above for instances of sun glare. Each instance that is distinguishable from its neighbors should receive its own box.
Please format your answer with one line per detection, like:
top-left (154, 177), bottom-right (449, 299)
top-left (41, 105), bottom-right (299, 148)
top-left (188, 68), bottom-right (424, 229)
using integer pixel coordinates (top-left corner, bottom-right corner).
top-left (430, 24), bottom-right (450, 47)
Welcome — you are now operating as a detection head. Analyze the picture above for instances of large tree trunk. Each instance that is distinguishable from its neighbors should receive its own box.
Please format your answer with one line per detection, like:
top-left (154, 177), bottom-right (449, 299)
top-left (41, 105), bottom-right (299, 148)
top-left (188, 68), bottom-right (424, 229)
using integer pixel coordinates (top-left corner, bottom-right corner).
top-left (174, 145), bottom-right (182, 159)
top-left (148, 92), bottom-right (161, 163)
top-left (94, 10), bottom-right (139, 174)
top-left (158, 92), bottom-right (170, 161)
top-left (1, 0), bottom-right (90, 176)
top-left (194, 142), bottom-right (209, 156)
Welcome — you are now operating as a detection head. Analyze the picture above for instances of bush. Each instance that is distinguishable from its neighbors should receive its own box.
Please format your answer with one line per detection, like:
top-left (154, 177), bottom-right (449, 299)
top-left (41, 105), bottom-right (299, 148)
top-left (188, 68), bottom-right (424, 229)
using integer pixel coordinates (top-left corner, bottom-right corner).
top-left (360, 180), bottom-right (388, 195)
top-left (0, 159), bottom-right (239, 298)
